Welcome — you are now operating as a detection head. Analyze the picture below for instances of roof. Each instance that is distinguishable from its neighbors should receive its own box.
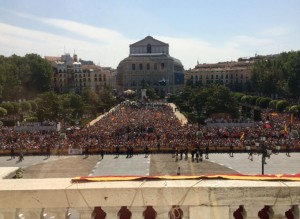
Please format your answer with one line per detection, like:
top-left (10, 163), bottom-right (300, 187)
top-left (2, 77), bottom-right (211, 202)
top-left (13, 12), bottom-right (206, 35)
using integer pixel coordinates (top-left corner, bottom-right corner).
top-left (130, 36), bottom-right (168, 47)
top-left (44, 56), bottom-right (61, 62)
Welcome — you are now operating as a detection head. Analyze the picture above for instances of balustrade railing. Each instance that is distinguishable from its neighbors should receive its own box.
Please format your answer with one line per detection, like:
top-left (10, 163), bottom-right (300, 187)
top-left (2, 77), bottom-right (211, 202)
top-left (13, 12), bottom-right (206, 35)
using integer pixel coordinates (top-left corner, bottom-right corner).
top-left (0, 178), bottom-right (299, 219)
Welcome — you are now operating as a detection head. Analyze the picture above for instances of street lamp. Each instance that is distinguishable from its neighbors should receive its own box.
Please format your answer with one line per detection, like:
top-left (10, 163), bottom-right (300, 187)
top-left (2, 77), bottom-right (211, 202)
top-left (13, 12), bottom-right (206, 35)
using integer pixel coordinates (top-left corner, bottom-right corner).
top-left (259, 136), bottom-right (272, 175)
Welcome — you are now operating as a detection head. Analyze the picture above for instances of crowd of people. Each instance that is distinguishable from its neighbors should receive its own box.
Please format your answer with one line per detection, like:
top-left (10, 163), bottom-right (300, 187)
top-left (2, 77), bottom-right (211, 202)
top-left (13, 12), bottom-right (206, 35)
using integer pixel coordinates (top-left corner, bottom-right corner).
top-left (0, 101), bottom-right (299, 158)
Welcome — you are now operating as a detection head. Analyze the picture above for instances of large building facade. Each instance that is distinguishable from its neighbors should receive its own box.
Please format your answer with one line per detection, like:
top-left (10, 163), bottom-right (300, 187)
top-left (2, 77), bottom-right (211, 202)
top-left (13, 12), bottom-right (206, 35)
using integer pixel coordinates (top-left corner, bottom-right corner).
top-left (45, 54), bottom-right (116, 93)
top-left (185, 58), bottom-right (254, 91)
top-left (116, 36), bottom-right (184, 96)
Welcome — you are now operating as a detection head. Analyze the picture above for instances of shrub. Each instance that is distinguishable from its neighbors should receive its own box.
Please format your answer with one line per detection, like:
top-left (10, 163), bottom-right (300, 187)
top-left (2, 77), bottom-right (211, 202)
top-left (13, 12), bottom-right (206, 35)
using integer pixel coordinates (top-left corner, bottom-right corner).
top-left (258, 97), bottom-right (272, 109)
top-left (276, 100), bottom-right (289, 112)
top-left (0, 107), bottom-right (7, 116)
top-left (0, 102), bottom-right (14, 114)
top-left (269, 100), bottom-right (278, 110)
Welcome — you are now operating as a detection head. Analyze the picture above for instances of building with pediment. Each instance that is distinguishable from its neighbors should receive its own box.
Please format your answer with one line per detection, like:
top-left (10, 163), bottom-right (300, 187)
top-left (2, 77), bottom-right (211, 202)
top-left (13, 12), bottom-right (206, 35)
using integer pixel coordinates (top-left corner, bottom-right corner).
top-left (116, 36), bottom-right (184, 96)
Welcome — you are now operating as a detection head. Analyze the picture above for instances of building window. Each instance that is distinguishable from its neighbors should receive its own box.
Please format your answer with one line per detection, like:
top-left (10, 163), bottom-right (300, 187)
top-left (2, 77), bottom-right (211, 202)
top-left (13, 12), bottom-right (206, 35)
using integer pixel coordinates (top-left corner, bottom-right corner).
top-left (211, 75), bottom-right (214, 79)
top-left (161, 63), bottom-right (164, 69)
top-left (147, 44), bottom-right (152, 53)
top-left (147, 63), bottom-right (150, 70)
top-left (139, 63), bottom-right (143, 70)
top-left (154, 63), bottom-right (158, 70)
top-left (132, 64), bottom-right (135, 70)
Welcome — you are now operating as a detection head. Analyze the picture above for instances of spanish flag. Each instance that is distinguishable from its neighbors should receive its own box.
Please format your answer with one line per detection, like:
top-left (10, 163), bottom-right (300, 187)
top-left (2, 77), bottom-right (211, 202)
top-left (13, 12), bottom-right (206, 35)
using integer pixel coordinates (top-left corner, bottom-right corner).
top-left (284, 123), bottom-right (288, 134)
top-left (291, 113), bottom-right (294, 125)
top-left (240, 132), bottom-right (245, 141)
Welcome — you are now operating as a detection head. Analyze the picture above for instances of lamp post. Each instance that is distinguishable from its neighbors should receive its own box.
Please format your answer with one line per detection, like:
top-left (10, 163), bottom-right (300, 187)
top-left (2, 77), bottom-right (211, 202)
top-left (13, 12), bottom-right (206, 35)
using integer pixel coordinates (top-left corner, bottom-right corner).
top-left (260, 136), bottom-right (272, 175)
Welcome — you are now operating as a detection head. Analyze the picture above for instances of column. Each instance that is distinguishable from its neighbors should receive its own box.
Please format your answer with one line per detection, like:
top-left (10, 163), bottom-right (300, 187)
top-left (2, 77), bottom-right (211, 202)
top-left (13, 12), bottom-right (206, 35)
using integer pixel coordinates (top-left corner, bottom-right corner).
top-left (101, 207), bottom-right (120, 219)
top-left (153, 206), bottom-right (171, 219)
top-left (76, 208), bottom-right (93, 219)
top-left (128, 206), bottom-right (145, 219)
top-left (244, 205), bottom-right (264, 219)
top-left (189, 206), bottom-right (229, 219)
top-left (17, 209), bottom-right (43, 219)
top-left (42, 208), bottom-right (69, 219)
top-left (0, 209), bottom-right (16, 219)
top-left (180, 206), bottom-right (189, 219)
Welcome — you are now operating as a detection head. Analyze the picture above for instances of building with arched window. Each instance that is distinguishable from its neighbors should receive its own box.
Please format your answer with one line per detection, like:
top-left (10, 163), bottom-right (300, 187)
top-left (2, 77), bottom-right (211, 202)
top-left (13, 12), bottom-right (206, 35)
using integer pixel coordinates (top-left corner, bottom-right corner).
top-left (116, 36), bottom-right (184, 96)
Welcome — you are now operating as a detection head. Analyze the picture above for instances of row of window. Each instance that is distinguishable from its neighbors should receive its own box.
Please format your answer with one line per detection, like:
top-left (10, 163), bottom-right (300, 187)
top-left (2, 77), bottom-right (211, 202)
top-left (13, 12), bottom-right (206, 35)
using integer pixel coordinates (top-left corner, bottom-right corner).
top-left (192, 79), bottom-right (245, 84)
top-left (57, 74), bottom-right (107, 78)
top-left (190, 74), bottom-right (248, 80)
top-left (132, 63), bottom-right (165, 71)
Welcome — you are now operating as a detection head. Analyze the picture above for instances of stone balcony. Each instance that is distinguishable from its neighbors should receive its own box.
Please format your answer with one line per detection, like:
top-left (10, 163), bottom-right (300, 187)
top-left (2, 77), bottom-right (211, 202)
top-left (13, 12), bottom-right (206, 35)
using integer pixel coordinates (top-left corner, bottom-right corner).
top-left (0, 178), bottom-right (299, 219)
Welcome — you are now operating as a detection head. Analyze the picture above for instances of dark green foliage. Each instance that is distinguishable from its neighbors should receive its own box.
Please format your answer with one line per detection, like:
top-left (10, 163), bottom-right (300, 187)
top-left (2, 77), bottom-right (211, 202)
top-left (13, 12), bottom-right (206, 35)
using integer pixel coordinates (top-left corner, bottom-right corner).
top-left (276, 100), bottom-right (289, 112)
top-left (0, 107), bottom-right (7, 116)
top-left (250, 51), bottom-right (300, 98)
top-left (0, 54), bottom-right (52, 100)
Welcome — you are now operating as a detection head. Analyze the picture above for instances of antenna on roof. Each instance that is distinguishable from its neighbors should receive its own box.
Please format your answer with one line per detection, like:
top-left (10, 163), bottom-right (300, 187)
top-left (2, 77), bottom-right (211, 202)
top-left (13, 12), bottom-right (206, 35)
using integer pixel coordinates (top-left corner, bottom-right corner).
top-left (64, 45), bottom-right (66, 54)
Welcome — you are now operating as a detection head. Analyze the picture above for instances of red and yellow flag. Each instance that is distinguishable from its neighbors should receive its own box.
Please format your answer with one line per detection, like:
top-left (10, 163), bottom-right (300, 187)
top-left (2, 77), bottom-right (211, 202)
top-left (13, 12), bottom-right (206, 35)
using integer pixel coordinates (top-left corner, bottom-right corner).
top-left (240, 132), bottom-right (245, 141)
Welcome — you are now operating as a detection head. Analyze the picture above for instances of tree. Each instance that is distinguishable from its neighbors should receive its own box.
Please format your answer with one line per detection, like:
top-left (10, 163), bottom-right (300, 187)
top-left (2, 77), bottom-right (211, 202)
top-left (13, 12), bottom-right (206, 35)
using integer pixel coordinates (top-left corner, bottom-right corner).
top-left (0, 107), bottom-right (7, 116)
top-left (36, 92), bottom-right (60, 121)
top-left (20, 101), bottom-right (32, 113)
top-left (0, 102), bottom-right (14, 115)
top-left (205, 85), bottom-right (238, 117)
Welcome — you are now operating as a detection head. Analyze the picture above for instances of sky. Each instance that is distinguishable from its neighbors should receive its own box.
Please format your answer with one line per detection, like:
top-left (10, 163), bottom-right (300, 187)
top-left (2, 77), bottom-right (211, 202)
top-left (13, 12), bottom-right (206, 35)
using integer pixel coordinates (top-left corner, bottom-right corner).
top-left (0, 0), bottom-right (299, 69)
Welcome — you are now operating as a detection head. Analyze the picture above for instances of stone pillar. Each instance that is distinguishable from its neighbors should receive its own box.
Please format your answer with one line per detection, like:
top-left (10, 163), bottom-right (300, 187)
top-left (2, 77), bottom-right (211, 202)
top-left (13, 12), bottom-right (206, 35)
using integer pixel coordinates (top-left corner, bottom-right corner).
top-left (42, 208), bottom-right (69, 219)
top-left (272, 206), bottom-right (290, 219)
top-left (244, 205), bottom-right (263, 219)
top-left (17, 209), bottom-right (42, 219)
top-left (180, 206), bottom-right (189, 219)
top-left (129, 206), bottom-right (145, 219)
top-left (101, 207), bottom-right (119, 219)
top-left (0, 209), bottom-right (17, 219)
top-left (189, 206), bottom-right (229, 219)
top-left (76, 208), bottom-right (93, 219)
top-left (154, 206), bottom-right (171, 219)
top-left (292, 205), bottom-right (299, 218)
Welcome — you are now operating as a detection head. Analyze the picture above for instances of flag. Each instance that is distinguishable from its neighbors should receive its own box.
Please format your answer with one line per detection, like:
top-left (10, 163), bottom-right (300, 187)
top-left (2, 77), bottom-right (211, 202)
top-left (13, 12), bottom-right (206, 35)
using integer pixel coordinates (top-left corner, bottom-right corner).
top-left (240, 132), bottom-right (245, 141)
top-left (284, 123), bottom-right (288, 134)
top-left (291, 113), bottom-right (294, 125)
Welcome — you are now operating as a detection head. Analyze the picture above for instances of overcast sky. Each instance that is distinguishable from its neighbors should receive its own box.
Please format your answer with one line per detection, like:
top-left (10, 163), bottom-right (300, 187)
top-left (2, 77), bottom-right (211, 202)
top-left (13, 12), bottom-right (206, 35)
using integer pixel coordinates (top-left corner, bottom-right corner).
top-left (0, 0), bottom-right (299, 69)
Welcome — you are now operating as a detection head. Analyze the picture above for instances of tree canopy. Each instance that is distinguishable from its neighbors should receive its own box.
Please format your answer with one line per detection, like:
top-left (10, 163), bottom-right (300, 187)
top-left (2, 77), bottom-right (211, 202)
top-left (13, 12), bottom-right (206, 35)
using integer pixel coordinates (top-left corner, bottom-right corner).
top-left (0, 54), bottom-right (53, 100)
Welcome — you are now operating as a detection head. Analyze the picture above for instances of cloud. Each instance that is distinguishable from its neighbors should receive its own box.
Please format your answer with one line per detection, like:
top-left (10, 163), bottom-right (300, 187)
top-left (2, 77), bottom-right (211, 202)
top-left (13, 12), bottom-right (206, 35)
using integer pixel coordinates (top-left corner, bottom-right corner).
top-left (156, 36), bottom-right (245, 69)
top-left (1, 11), bottom-right (298, 70)
top-left (0, 22), bottom-right (131, 67)
top-left (227, 35), bottom-right (275, 48)
top-left (260, 26), bottom-right (291, 37)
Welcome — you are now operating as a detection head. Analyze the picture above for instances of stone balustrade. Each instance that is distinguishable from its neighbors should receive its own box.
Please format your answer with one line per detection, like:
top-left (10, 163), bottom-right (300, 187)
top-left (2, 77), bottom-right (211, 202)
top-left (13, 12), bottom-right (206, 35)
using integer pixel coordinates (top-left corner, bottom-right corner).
top-left (0, 178), bottom-right (299, 219)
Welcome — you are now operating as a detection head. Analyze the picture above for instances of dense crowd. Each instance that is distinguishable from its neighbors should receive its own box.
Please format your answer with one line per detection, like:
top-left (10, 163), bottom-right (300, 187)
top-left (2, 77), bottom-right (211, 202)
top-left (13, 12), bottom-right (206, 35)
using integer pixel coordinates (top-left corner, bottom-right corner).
top-left (0, 101), bottom-right (299, 154)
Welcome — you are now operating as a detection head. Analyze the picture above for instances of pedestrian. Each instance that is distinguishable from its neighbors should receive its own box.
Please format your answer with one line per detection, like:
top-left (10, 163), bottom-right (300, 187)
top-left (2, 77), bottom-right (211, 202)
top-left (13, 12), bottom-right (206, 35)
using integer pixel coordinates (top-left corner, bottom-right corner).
top-left (46, 145), bottom-right (51, 158)
top-left (100, 147), bottom-right (104, 160)
top-left (10, 146), bottom-right (15, 159)
top-left (205, 145), bottom-right (209, 159)
top-left (286, 144), bottom-right (290, 157)
top-left (144, 145), bottom-right (149, 158)
top-left (248, 148), bottom-right (253, 161)
top-left (229, 145), bottom-right (234, 157)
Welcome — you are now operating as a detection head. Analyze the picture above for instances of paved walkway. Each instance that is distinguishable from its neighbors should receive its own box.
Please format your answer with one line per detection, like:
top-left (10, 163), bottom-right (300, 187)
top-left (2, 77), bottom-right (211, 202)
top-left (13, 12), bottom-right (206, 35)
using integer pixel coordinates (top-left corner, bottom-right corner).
top-left (168, 103), bottom-right (188, 125)
top-left (209, 152), bottom-right (300, 175)
top-left (90, 154), bottom-right (151, 176)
